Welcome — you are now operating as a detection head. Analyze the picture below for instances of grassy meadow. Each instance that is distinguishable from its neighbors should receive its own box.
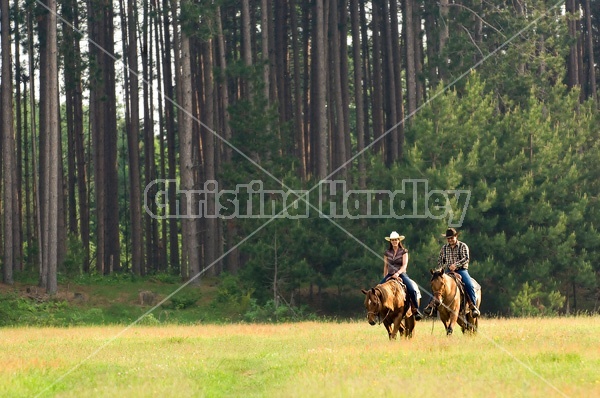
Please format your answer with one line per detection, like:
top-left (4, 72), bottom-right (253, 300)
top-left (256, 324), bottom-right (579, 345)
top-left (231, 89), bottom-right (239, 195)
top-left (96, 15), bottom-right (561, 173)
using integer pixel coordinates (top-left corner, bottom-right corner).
top-left (1, 316), bottom-right (599, 398)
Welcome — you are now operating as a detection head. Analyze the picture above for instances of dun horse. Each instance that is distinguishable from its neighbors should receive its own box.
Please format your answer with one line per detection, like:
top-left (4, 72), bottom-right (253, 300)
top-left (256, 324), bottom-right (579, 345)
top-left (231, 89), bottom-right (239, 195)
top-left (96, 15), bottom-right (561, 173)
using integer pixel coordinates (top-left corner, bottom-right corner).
top-left (361, 278), bottom-right (418, 339)
top-left (424, 269), bottom-right (481, 335)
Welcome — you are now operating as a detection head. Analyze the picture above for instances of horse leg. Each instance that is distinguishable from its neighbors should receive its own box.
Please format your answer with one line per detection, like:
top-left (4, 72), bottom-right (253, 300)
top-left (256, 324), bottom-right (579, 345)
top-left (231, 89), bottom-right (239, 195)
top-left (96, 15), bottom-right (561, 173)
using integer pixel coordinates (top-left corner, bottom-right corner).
top-left (384, 320), bottom-right (396, 340)
top-left (447, 313), bottom-right (459, 336)
top-left (458, 311), bottom-right (478, 334)
top-left (440, 317), bottom-right (452, 336)
top-left (391, 316), bottom-right (403, 340)
top-left (398, 321), bottom-right (406, 338)
top-left (405, 316), bottom-right (415, 338)
top-left (457, 313), bottom-right (468, 334)
top-left (464, 315), bottom-right (478, 334)
top-left (442, 318), bottom-right (453, 335)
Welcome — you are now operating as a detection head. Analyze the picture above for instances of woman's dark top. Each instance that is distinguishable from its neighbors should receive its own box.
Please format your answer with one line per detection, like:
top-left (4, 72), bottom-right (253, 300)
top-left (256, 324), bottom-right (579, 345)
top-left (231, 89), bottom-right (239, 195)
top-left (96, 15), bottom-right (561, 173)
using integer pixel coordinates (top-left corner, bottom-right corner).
top-left (385, 248), bottom-right (407, 275)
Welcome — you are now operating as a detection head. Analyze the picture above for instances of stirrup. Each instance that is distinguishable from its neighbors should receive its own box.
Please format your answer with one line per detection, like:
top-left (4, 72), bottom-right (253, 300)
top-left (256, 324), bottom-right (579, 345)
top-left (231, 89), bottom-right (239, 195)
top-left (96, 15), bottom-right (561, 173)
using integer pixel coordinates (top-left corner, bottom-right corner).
top-left (412, 307), bottom-right (423, 321)
top-left (424, 305), bottom-right (437, 317)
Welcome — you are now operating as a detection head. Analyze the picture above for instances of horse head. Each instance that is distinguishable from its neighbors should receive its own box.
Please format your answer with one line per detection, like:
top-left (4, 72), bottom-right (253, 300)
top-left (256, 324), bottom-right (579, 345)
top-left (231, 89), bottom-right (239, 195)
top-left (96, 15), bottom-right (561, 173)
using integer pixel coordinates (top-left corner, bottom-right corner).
top-left (361, 287), bottom-right (381, 325)
top-left (429, 268), bottom-right (446, 304)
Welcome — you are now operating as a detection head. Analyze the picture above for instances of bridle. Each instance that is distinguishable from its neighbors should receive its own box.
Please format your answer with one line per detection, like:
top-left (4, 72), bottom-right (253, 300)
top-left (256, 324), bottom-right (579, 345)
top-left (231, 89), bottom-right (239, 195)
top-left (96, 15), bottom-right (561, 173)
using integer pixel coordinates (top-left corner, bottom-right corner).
top-left (425, 273), bottom-right (451, 312)
top-left (428, 273), bottom-right (458, 311)
top-left (365, 289), bottom-right (392, 325)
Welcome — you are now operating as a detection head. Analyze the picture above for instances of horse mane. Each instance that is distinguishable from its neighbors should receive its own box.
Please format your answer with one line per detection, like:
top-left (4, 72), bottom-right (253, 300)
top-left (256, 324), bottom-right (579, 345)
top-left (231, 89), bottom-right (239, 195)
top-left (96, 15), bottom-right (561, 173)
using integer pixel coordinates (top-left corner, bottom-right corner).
top-left (376, 280), bottom-right (404, 310)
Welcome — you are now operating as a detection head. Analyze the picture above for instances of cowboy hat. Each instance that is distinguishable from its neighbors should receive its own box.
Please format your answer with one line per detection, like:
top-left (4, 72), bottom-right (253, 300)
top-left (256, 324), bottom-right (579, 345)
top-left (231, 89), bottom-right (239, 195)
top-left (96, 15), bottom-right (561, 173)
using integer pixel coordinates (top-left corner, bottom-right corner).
top-left (385, 231), bottom-right (405, 242)
top-left (442, 227), bottom-right (459, 238)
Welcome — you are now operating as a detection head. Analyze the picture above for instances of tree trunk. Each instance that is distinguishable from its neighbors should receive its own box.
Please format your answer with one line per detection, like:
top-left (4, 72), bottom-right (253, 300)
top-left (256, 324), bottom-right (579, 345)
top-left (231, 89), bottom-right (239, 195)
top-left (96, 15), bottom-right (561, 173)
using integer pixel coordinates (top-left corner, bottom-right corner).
top-left (315, 0), bottom-right (328, 179)
top-left (438, 0), bottom-right (449, 81)
top-left (57, 119), bottom-right (67, 270)
top-left (61, 0), bottom-right (88, 273)
top-left (290, 0), bottom-right (306, 180)
top-left (583, 0), bottom-right (597, 102)
top-left (203, 37), bottom-right (218, 276)
top-left (23, 75), bottom-right (32, 265)
top-left (216, 6), bottom-right (233, 163)
top-left (330, 0), bottom-right (347, 177)
top-left (424, 0), bottom-right (438, 89)
top-left (261, 0), bottom-right (270, 102)
top-left (2, 0), bottom-right (17, 285)
top-left (303, 2), bottom-right (313, 175)
top-left (371, 1), bottom-right (384, 157)
top-left (142, 0), bottom-right (159, 274)
top-left (124, 0), bottom-right (144, 276)
top-left (104, 0), bottom-right (121, 274)
top-left (152, 0), bottom-right (167, 271)
top-left (88, 0), bottom-right (118, 274)
top-left (274, 0), bottom-right (289, 130)
top-left (161, 0), bottom-right (180, 274)
top-left (339, 0), bottom-right (351, 172)
top-left (350, 0), bottom-right (366, 189)
top-left (241, 0), bottom-right (253, 97)
top-left (38, 0), bottom-right (49, 287)
top-left (178, 21), bottom-right (200, 281)
top-left (27, 3), bottom-right (43, 274)
top-left (62, 0), bottom-right (80, 241)
top-left (42, 0), bottom-right (59, 294)
top-left (566, 0), bottom-right (580, 89)
top-left (389, 0), bottom-right (405, 158)
top-left (359, 0), bottom-right (370, 147)
top-left (12, 0), bottom-right (23, 272)
top-left (382, 0), bottom-right (398, 166)
top-left (403, 0), bottom-right (417, 118)
top-left (414, 4), bottom-right (424, 106)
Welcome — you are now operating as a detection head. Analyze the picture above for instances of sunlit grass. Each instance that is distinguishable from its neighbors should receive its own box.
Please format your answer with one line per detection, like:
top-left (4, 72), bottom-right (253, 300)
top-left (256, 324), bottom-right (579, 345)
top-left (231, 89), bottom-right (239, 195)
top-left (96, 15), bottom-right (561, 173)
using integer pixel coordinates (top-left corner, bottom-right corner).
top-left (1, 317), bottom-right (599, 397)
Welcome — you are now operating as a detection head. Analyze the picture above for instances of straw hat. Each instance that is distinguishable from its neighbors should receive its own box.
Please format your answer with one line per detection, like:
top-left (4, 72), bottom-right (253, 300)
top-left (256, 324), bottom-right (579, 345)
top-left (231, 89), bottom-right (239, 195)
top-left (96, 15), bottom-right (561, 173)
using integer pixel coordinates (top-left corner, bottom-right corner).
top-left (385, 231), bottom-right (405, 242)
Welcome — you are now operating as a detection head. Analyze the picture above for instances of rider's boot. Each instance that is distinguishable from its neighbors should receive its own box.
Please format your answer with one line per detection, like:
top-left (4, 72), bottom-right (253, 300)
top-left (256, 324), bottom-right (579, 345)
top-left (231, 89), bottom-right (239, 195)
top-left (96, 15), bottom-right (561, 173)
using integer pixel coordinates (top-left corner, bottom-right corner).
top-left (469, 303), bottom-right (480, 318)
top-left (412, 305), bottom-right (423, 321)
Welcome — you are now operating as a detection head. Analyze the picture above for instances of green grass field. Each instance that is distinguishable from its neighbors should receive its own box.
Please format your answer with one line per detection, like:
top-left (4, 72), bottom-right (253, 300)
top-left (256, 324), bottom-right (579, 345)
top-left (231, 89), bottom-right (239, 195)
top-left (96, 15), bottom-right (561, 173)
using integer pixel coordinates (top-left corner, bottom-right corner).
top-left (1, 316), bottom-right (599, 397)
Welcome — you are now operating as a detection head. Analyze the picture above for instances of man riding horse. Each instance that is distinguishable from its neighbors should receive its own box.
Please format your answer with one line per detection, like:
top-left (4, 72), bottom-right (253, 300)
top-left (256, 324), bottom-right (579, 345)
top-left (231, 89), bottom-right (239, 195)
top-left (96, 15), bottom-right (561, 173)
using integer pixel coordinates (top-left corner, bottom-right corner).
top-left (429, 227), bottom-right (480, 317)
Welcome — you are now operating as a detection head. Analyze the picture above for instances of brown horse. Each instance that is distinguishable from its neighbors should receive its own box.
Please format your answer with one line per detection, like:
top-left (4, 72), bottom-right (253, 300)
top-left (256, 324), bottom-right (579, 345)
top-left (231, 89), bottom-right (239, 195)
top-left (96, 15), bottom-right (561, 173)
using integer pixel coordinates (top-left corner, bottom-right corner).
top-left (424, 269), bottom-right (481, 335)
top-left (361, 278), bottom-right (417, 339)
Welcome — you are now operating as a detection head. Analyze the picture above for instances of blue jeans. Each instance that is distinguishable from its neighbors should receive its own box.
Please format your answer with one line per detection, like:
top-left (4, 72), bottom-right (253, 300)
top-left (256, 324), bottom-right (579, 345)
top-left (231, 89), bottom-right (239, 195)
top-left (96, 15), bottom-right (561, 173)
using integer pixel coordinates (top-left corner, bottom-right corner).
top-left (380, 273), bottom-right (420, 309)
top-left (453, 268), bottom-right (477, 306)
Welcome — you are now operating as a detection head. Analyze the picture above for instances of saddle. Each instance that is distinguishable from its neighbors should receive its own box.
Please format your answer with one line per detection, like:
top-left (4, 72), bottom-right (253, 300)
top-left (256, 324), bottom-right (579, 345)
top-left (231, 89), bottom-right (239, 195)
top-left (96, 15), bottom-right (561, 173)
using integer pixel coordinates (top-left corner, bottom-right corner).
top-left (447, 272), bottom-right (469, 314)
top-left (447, 271), bottom-right (481, 315)
top-left (387, 276), bottom-right (407, 296)
top-left (385, 277), bottom-right (415, 317)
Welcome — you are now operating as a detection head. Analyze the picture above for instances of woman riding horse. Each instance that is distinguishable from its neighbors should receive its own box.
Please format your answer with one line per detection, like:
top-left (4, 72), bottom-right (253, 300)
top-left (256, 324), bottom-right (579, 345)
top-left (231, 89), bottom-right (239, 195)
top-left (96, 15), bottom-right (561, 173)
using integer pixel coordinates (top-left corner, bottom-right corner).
top-left (361, 278), bottom-right (416, 339)
top-left (381, 231), bottom-right (423, 321)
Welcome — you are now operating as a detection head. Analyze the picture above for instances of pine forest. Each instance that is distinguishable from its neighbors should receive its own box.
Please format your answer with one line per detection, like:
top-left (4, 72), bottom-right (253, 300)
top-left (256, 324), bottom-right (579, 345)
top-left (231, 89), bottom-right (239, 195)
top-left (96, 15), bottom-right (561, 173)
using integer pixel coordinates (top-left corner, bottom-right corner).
top-left (1, 0), bottom-right (600, 316)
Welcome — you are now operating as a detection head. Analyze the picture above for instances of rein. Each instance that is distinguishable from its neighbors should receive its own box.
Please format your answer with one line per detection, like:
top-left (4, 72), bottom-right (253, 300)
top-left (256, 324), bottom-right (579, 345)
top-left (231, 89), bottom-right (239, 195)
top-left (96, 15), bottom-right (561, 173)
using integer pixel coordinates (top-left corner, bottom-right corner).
top-left (367, 287), bottom-right (393, 325)
top-left (443, 279), bottom-right (458, 308)
top-left (436, 275), bottom-right (458, 309)
top-left (379, 308), bottom-right (392, 324)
